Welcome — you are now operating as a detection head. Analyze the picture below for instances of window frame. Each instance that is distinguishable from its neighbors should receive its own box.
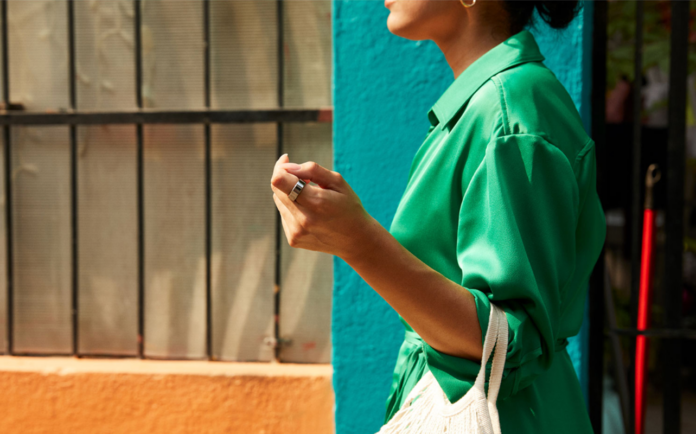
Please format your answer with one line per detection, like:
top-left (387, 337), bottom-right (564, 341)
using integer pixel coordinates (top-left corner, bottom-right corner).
top-left (0, 0), bottom-right (333, 361)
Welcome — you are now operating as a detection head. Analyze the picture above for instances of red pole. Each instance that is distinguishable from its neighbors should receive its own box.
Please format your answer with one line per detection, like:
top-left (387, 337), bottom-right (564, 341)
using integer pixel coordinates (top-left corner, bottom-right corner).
top-left (635, 164), bottom-right (660, 434)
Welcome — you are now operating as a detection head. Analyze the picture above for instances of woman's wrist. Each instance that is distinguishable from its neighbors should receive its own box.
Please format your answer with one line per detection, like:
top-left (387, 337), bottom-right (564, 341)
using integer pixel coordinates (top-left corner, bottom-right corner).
top-left (339, 214), bottom-right (389, 266)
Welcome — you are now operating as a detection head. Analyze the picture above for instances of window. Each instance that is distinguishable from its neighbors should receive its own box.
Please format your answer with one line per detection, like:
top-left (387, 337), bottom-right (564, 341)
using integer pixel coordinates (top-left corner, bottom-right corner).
top-left (0, 0), bottom-right (332, 363)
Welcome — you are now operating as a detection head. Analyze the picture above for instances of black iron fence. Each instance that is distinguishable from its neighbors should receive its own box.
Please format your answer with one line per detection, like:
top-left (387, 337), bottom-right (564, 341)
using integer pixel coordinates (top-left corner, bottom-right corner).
top-left (590, 1), bottom-right (694, 433)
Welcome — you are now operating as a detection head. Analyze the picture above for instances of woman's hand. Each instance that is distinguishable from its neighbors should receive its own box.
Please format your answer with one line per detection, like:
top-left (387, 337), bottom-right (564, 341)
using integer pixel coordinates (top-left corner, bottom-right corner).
top-left (271, 155), bottom-right (483, 360)
top-left (270, 154), bottom-right (377, 260)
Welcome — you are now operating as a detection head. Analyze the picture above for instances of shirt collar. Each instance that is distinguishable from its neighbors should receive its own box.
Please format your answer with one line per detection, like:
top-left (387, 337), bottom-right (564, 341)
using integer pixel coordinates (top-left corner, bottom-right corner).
top-left (427, 30), bottom-right (545, 128)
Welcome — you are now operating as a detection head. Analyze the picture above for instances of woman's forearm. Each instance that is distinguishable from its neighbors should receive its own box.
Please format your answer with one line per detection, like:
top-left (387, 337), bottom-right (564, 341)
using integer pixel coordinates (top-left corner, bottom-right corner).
top-left (345, 216), bottom-right (483, 361)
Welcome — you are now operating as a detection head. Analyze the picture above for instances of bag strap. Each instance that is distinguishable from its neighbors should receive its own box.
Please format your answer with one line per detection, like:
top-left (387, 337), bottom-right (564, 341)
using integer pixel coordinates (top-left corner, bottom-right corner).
top-left (470, 304), bottom-right (508, 434)
top-left (473, 303), bottom-right (503, 392)
top-left (485, 304), bottom-right (508, 434)
top-left (486, 304), bottom-right (508, 403)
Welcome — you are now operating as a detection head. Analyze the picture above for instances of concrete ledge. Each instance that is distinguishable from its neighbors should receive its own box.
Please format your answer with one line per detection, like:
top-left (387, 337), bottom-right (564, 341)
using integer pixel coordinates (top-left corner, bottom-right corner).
top-left (0, 355), bottom-right (333, 377)
top-left (0, 356), bottom-right (334, 434)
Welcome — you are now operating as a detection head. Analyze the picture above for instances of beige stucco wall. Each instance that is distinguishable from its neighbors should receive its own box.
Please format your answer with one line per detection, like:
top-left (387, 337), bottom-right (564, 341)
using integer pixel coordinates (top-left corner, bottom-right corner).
top-left (0, 357), bottom-right (334, 434)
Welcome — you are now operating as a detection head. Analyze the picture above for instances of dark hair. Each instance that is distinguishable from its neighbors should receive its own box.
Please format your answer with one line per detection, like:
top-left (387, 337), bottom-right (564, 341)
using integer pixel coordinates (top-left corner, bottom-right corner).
top-left (502, 1), bottom-right (581, 35)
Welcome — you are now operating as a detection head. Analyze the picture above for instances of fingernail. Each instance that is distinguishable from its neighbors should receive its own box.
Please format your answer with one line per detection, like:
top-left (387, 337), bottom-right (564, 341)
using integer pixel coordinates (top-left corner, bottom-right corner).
top-left (284, 163), bottom-right (302, 171)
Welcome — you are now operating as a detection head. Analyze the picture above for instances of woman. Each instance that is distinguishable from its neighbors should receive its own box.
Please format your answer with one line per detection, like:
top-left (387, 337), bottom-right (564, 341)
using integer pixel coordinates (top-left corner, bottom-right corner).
top-left (270, 1), bottom-right (605, 432)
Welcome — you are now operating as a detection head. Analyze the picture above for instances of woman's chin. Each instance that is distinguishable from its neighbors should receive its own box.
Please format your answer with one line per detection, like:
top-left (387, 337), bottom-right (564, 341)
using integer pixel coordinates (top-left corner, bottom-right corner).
top-left (386, 15), bottom-right (419, 40)
top-left (385, 14), bottom-right (401, 35)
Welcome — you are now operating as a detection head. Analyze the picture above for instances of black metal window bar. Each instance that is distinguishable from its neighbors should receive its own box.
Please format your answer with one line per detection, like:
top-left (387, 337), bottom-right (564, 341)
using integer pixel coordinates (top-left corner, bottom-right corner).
top-left (589, 1), bottom-right (693, 433)
top-left (0, 0), bottom-right (332, 362)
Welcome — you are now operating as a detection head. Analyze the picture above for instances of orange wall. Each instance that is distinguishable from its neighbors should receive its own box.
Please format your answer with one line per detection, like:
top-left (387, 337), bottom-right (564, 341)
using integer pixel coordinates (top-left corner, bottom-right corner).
top-left (0, 357), bottom-right (334, 434)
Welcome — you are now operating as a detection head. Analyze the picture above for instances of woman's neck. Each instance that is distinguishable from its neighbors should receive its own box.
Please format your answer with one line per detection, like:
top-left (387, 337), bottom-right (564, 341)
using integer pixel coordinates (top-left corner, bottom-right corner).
top-left (434, 18), bottom-right (511, 79)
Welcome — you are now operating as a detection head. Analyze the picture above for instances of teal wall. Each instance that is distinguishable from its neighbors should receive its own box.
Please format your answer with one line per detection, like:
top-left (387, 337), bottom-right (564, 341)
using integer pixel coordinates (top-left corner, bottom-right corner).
top-left (331, 2), bottom-right (595, 433)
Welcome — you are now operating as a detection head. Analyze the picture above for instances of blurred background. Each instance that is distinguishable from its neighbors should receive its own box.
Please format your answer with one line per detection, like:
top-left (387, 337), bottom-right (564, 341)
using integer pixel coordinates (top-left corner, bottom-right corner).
top-left (597, 1), bottom-right (696, 433)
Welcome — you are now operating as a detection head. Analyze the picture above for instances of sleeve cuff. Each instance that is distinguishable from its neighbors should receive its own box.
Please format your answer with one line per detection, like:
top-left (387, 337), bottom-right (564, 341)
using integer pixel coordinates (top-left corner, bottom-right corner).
top-left (420, 287), bottom-right (533, 402)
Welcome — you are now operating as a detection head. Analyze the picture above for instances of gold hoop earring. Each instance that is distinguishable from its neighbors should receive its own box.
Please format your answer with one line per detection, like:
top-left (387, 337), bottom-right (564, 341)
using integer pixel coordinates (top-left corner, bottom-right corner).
top-left (460, 0), bottom-right (476, 7)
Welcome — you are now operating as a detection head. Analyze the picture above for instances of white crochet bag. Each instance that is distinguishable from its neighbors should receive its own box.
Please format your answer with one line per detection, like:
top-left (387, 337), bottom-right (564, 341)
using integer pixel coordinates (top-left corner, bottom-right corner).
top-left (377, 303), bottom-right (508, 434)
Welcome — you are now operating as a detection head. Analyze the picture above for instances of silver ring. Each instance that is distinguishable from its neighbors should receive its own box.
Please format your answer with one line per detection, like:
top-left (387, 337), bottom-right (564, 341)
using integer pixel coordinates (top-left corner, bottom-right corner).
top-left (288, 179), bottom-right (306, 202)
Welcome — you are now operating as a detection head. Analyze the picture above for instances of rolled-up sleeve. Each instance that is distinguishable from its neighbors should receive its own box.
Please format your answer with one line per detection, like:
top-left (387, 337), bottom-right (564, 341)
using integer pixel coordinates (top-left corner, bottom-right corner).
top-left (422, 134), bottom-right (582, 403)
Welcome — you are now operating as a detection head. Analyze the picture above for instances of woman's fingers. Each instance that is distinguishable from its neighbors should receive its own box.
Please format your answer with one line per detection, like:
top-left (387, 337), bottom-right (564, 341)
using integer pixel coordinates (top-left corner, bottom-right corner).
top-left (271, 154), bottom-right (301, 194)
top-left (270, 164), bottom-right (322, 209)
top-left (282, 161), bottom-right (344, 191)
top-left (273, 193), bottom-right (296, 228)
top-left (270, 154), bottom-right (369, 258)
top-left (277, 153), bottom-right (290, 165)
top-left (273, 193), bottom-right (306, 248)
top-left (272, 154), bottom-right (343, 195)
top-left (270, 155), bottom-right (343, 233)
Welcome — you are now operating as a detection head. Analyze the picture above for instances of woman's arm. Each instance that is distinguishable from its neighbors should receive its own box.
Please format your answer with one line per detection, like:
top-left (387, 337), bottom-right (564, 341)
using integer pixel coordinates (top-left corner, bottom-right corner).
top-left (345, 215), bottom-right (483, 360)
top-left (270, 154), bottom-right (483, 361)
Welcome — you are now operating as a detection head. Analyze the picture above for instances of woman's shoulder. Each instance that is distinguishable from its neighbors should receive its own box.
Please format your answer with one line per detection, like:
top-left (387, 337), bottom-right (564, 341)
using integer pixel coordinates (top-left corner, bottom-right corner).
top-left (467, 61), bottom-right (592, 166)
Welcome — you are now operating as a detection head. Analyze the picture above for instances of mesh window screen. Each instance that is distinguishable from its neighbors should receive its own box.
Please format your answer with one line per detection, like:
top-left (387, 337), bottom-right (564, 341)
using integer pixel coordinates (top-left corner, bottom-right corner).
top-left (144, 124), bottom-right (206, 359)
top-left (280, 122), bottom-right (332, 363)
top-left (8, 0), bottom-right (69, 111)
top-left (0, 2), bottom-right (4, 104)
top-left (141, 0), bottom-right (204, 109)
top-left (77, 125), bottom-right (138, 355)
top-left (211, 123), bottom-right (276, 362)
top-left (141, 1), bottom-right (206, 359)
top-left (284, 0), bottom-right (332, 108)
top-left (75, 0), bottom-right (136, 110)
top-left (0, 0), bottom-right (5, 353)
top-left (74, 0), bottom-right (138, 355)
top-left (211, 0), bottom-right (278, 110)
top-left (8, 0), bottom-right (71, 354)
top-left (0, 0), bottom-right (333, 361)
top-left (11, 127), bottom-right (71, 354)
top-left (0, 140), bottom-right (6, 353)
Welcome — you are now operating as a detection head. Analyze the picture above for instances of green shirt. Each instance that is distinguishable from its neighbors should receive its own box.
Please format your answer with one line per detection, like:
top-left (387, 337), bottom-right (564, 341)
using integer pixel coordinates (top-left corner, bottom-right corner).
top-left (384, 30), bottom-right (605, 433)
